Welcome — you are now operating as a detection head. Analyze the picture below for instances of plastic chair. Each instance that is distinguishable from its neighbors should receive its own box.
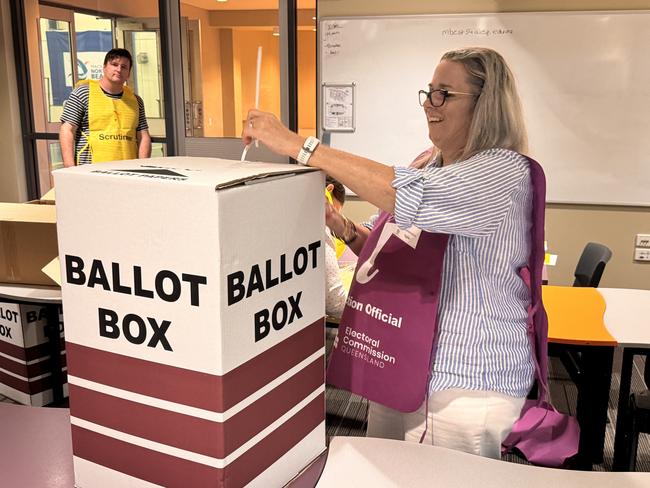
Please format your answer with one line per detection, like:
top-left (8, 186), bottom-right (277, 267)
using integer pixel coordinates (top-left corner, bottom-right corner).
top-left (572, 242), bottom-right (613, 287)
top-left (625, 357), bottom-right (650, 470)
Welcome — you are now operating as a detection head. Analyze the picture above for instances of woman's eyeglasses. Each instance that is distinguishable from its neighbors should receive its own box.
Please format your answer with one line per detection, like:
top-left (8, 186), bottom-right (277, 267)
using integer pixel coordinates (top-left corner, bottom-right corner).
top-left (418, 88), bottom-right (478, 107)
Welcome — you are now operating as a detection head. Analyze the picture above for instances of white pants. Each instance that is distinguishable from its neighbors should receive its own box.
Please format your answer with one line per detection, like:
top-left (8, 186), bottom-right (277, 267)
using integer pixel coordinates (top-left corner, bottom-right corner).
top-left (366, 389), bottom-right (526, 459)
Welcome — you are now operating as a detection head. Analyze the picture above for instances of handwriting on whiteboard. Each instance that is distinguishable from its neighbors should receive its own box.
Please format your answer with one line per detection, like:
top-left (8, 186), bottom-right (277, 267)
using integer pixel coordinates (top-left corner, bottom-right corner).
top-left (442, 27), bottom-right (514, 36)
top-left (323, 22), bottom-right (343, 56)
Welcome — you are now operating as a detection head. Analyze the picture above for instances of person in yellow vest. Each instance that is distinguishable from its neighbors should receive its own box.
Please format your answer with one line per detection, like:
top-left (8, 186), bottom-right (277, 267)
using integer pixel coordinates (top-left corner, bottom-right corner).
top-left (59, 48), bottom-right (151, 166)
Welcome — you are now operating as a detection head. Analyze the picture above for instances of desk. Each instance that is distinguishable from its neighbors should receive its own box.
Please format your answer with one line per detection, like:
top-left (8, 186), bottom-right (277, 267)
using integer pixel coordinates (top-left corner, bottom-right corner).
top-left (318, 436), bottom-right (650, 487)
top-left (0, 403), bottom-right (73, 487)
top-left (544, 286), bottom-right (616, 467)
top-left (543, 287), bottom-right (650, 470)
top-left (0, 283), bottom-right (64, 404)
top-left (597, 288), bottom-right (650, 471)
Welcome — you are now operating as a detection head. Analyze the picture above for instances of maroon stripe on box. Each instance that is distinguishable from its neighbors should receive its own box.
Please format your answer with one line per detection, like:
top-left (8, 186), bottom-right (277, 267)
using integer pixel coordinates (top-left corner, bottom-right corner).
top-left (0, 336), bottom-right (66, 362)
top-left (0, 352), bottom-right (67, 378)
top-left (67, 317), bottom-right (324, 412)
top-left (0, 355), bottom-right (28, 377)
top-left (0, 369), bottom-right (29, 393)
top-left (0, 340), bottom-right (29, 361)
top-left (0, 368), bottom-right (67, 395)
top-left (225, 393), bottom-right (325, 487)
top-left (28, 370), bottom-right (69, 395)
top-left (25, 337), bottom-right (66, 362)
top-left (26, 353), bottom-right (67, 377)
top-left (72, 393), bottom-right (325, 488)
top-left (69, 356), bottom-right (324, 458)
top-left (219, 319), bottom-right (323, 411)
top-left (221, 356), bottom-right (323, 456)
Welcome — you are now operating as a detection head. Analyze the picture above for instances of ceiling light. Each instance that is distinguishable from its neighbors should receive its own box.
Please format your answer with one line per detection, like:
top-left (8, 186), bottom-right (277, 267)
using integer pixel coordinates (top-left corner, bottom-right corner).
top-left (216, 0), bottom-right (228, 3)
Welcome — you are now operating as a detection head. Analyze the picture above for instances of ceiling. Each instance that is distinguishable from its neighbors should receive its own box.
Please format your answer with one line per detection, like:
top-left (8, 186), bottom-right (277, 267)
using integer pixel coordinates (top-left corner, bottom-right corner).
top-left (181, 0), bottom-right (315, 10)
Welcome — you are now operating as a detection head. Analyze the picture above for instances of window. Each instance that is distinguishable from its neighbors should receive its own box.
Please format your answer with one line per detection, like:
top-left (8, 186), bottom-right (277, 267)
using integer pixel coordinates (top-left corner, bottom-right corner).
top-left (12, 0), bottom-right (314, 198)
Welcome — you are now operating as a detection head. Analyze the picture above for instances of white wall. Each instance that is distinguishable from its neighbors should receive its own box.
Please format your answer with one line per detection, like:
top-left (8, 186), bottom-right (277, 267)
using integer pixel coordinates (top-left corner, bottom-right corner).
top-left (320, 0), bottom-right (650, 290)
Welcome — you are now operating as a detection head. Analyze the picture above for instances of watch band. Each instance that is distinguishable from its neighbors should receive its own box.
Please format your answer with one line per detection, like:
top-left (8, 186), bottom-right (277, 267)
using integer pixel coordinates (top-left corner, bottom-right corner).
top-left (296, 136), bottom-right (321, 166)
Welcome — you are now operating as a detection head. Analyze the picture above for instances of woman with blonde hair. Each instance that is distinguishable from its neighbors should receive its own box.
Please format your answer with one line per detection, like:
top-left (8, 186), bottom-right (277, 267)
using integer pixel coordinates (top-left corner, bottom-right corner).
top-left (242, 47), bottom-right (557, 460)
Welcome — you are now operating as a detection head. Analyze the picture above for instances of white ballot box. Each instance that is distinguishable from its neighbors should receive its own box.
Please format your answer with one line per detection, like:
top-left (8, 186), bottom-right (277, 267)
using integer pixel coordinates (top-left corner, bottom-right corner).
top-left (55, 157), bottom-right (326, 488)
top-left (0, 301), bottom-right (66, 405)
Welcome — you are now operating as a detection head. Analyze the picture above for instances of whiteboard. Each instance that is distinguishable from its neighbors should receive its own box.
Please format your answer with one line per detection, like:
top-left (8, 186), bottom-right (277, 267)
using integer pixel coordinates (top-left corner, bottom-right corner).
top-left (319, 12), bottom-right (650, 206)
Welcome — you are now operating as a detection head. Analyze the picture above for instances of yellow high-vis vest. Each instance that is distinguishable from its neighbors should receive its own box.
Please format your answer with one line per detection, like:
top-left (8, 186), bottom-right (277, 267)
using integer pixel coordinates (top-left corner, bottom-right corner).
top-left (77, 79), bottom-right (139, 164)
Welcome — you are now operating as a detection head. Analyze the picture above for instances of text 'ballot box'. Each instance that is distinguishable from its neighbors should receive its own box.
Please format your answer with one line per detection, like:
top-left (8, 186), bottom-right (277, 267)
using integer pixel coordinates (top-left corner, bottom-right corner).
top-left (55, 157), bottom-right (326, 488)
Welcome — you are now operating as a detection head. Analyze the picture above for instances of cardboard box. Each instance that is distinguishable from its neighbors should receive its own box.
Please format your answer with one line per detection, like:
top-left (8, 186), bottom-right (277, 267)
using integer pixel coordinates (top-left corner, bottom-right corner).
top-left (0, 301), bottom-right (67, 405)
top-left (0, 203), bottom-right (58, 286)
top-left (55, 157), bottom-right (326, 488)
top-left (40, 187), bottom-right (56, 204)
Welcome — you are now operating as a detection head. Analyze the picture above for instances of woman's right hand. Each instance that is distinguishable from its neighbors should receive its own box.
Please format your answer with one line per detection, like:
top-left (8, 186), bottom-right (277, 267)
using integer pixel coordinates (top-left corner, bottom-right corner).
top-left (242, 109), bottom-right (304, 159)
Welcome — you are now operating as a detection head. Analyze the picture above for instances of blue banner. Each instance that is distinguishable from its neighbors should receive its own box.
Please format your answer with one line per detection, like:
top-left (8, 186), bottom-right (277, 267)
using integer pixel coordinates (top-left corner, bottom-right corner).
top-left (45, 30), bottom-right (113, 105)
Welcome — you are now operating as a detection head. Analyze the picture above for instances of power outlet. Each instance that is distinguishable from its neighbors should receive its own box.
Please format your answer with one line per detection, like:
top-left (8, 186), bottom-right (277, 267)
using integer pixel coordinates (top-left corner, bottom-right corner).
top-left (636, 234), bottom-right (650, 248)
top-left (634, 248), bottom-right (650, 261)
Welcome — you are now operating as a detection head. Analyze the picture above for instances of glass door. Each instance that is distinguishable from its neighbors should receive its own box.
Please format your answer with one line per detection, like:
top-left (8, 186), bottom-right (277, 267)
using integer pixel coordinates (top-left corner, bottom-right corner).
top-left (37, 5), bottom-right (76, 182)
top-left (34, 6), bottom-right (115, 191)
top-left (177, 0), bottom-right (315, 162)
top-left (118, 17), bottom-right (167, 158)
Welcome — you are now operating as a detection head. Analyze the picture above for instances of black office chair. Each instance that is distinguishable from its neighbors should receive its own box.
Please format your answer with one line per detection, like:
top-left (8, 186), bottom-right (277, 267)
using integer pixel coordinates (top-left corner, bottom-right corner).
top-left (625, 357), bottom-right (650, 470)
top-left (572, 242), bottom-right (613, 288)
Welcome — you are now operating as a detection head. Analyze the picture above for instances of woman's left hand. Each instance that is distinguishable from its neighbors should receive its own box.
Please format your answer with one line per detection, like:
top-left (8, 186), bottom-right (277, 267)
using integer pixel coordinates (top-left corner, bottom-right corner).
top-left (325, 200), bottom-right (346, 237)
top-left (242, 109), bottom-right (304, 158)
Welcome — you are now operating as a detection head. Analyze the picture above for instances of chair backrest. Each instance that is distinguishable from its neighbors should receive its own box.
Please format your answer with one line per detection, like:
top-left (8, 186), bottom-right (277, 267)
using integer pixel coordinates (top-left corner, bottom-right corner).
top-left (572, 242), bottom-right (612, 287)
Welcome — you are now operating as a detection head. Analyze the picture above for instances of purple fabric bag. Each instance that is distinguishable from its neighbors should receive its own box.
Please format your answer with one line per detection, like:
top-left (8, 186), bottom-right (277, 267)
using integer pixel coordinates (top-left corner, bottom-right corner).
top-left (326, 213), bottom-right (448, 412)
top-left (501, 158), bottom-right (580, 467)
top-left (503, 399), bottom-right (580, 467)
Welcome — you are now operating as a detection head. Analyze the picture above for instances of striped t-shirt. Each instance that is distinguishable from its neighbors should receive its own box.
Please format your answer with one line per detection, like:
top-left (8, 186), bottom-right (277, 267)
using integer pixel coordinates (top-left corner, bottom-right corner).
top-left (60, 83), bottom-right (149, 165)
top-left (383, 147), bottom-right (535, 398)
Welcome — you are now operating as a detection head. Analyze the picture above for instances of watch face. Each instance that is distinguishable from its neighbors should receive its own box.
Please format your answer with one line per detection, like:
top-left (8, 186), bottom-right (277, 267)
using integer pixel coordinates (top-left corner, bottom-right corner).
top-left (304, 137), bottom-right (319, 152)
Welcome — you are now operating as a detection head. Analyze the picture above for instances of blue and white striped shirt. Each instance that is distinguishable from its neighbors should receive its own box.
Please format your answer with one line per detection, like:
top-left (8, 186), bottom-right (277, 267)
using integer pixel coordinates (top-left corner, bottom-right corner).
top-left (388, 148), bottom-right (535, 398)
